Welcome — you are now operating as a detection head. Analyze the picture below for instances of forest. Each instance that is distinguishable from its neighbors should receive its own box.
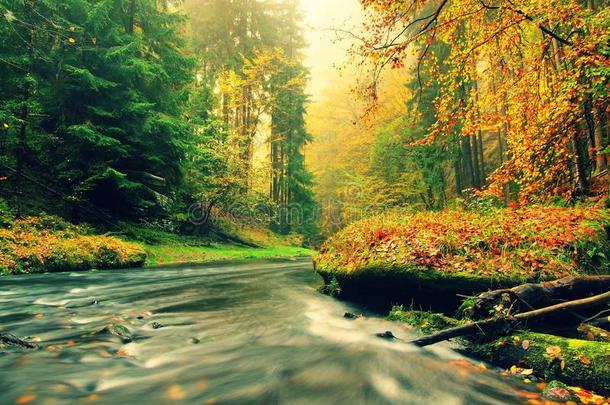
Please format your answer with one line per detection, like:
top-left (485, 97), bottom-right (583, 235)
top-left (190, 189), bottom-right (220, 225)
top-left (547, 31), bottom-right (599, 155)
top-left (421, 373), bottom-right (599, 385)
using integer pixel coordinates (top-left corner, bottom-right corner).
top-left (0, 0), bottom-right (609, 404)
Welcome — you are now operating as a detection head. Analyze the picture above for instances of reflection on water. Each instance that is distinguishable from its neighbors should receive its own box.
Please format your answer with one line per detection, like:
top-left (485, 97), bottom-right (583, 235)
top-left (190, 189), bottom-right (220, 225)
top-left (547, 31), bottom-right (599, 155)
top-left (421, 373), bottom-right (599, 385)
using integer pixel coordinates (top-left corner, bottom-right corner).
top-left (0, 259), bottom-right (529, 404)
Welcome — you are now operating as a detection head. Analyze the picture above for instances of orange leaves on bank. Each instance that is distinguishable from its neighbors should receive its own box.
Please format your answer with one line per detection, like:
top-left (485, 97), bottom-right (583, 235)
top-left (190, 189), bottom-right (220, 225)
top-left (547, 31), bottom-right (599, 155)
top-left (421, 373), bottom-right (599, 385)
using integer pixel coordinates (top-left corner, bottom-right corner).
top-left (315, 206), bottom-right (610, 280)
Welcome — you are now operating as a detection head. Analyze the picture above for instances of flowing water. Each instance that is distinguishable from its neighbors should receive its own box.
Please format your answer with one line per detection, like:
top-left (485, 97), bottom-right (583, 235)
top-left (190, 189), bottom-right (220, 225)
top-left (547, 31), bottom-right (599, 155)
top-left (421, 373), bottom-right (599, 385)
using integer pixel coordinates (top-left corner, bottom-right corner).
top-left (0, 259), bottom-right (534, 404)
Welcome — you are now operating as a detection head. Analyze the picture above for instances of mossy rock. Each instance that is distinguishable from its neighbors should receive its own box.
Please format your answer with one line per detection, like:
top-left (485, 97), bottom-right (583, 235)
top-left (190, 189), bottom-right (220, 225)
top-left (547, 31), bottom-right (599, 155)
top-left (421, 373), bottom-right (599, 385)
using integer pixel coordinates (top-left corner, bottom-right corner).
top-left (469, 331), bottom-right (610, 395)
top-left (94, 324), bottom-right (133, 343)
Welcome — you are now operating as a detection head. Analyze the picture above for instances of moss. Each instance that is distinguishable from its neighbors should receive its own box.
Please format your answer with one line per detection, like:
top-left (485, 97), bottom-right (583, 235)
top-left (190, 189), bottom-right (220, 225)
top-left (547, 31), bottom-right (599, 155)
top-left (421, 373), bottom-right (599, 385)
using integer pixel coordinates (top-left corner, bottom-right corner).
top-left (469, 331), bottom-right (610, 395)
top-left (318, 276), bottom-right (341, 297)
top-left (387, 307), bottom-right (463, 334)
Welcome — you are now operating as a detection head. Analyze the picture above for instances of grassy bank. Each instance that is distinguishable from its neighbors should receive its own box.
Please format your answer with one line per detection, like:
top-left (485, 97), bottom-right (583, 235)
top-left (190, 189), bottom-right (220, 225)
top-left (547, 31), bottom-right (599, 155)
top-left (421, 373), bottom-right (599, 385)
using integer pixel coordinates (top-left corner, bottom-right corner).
top-left (139, 241), bottom-right (315, 267)
top-left (314, 206), bottom-right (610, 309)
top-left (0, 215), bottom-right (146, 275)
top-left (116, 224), bottom-right (315, 267)
top-left (0, 214), bottom-right (315, 275)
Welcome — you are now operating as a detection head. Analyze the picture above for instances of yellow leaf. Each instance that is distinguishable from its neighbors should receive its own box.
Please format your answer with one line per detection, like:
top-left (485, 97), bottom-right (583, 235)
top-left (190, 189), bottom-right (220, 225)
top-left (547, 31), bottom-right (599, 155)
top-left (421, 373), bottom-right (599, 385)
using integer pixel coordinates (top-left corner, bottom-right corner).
top-left (546, 345), bottom-right (562, 357)
top-left (83, 394), bottom-right (101, 403)
top-left (166, 384), bottom-right (185, 401)
top-left (521, 368), bottom-right (534, 376)
top-left (510, 365), bottom-right (518, 374)
top-left (560, 360), bottom-right (566, 370)
top-left (68, 38), bottom-right (76, 44)
top-left (3, 123), bottom-right (8, 129)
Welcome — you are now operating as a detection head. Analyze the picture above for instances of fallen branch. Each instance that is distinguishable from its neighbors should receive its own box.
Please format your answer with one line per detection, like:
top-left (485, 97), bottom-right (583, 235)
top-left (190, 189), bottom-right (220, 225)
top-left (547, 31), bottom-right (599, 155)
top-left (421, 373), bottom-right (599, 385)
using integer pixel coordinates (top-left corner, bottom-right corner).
top-left (411, 290), bottom-right (610, 347)
top-left (464, 275), bottom-right (610, 320)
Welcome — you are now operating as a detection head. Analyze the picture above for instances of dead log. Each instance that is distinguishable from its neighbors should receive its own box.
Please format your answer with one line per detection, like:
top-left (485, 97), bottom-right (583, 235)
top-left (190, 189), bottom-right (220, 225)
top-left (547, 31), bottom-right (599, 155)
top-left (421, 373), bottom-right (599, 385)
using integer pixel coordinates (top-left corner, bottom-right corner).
top-left (462, 275), bottom-right (610, 320)
top-left (411, 290), bottom-right (610, 347)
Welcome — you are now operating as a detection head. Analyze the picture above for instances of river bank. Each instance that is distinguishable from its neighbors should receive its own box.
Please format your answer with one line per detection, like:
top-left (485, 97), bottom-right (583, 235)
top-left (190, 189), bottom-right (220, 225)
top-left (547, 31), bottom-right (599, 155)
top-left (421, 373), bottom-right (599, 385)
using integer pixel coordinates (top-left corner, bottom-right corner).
top-left (0, 214), bottom-right (315, 275)
top-left (315, 205), bottom-right (610, 398)
top-left (315, 206), bottom-right (610, 311)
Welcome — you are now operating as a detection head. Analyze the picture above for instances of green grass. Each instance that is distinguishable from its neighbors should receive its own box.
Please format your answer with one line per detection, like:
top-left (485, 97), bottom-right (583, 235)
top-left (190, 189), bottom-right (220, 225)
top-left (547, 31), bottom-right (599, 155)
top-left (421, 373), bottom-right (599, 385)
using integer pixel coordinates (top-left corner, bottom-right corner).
top-left (116, 223), bottom-right (316, 267)
top-left (0, 213), bottom-right (315, 274)
top-left (139, 242), bottom-right (315, 267)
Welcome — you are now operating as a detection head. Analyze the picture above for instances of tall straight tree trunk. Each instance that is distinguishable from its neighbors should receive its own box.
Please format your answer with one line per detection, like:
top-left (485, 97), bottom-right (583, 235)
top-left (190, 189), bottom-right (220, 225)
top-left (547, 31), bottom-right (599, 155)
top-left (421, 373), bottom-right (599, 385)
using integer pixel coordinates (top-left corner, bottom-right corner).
top-left (473, 78), bottom-right (485, 187)
top-left (477, 131), bottom-right (485, 184)
top-left (551, 36), bottom-right (590, 195)
top-left (454, 160), bottom-right (463, 195)
top-left (127, 0), bottom-right (136, 33)
top-left (462, 136), bottom-right (475, 189)
top-left (471, 134), bottom-right (481, 187)
top-left (15, 0), bottom-right (35, 218)
top-left (593, 104), bottom-right (607, 174)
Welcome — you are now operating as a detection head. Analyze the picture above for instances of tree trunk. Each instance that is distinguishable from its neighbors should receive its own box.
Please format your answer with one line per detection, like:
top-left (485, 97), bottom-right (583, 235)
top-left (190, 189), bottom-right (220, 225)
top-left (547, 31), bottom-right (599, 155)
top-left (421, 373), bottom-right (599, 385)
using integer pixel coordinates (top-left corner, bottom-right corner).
top-left (127, 0), bottom-right (136, 33)
top-left (593, 106), bottom-right (606, 173)
top-left (463, 275), bottom-right (610, 320)
top-left (573, 132), bottom-right (590, 195)
top-left (471, 134), bottom-right (481, 187)
top-left (461, 136), bottom-right (475, 189)
top-left (410, 290), bottom-right (610, 347)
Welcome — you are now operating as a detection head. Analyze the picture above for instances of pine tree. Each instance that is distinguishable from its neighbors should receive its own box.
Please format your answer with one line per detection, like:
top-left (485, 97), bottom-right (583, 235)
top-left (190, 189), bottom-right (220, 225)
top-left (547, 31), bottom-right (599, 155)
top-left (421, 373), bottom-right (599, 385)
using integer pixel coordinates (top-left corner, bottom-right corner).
top-left (0, 0), bottom-right (195, 220)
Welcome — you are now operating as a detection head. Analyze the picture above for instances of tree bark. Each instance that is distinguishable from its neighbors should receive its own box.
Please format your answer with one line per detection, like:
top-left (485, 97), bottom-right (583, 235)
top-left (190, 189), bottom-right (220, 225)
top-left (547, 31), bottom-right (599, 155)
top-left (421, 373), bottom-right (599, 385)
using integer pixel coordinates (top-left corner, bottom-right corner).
top-left (127, 0), bottom-right (136, 33)
top-left (593, 106), bottom-right (607, 173)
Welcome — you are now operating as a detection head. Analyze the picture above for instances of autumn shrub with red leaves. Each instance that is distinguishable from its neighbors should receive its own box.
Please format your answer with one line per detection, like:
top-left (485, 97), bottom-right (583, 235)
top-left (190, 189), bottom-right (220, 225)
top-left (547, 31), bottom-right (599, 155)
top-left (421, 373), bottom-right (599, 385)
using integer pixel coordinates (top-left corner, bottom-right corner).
top-left (0, 214), bottom-right (146, 275)
top-left (315, 207), bottom-right (610, 283)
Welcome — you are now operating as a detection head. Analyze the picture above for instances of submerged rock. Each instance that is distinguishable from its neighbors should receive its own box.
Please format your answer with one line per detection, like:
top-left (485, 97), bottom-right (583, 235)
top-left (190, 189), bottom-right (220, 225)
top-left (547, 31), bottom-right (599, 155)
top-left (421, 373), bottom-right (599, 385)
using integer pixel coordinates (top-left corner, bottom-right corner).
top-left (0, 333), bottom-right (39, 350)
top-left (375, 331), bottom-right (396, 340)
top-left (95, 324), bottom-right (133, 343)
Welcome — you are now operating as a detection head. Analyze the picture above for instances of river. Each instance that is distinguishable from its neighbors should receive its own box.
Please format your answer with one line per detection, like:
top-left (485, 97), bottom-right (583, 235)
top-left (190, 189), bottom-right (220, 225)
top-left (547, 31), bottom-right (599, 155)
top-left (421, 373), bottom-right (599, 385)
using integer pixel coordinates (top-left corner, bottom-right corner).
top-left (0, 259), bottom-right (534, 404)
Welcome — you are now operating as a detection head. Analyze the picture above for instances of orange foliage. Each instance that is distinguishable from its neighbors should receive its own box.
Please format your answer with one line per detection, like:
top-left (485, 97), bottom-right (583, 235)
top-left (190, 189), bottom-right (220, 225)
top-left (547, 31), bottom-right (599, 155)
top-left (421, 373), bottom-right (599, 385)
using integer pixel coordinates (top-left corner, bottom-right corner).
top-left (315, 206), bottom-right (610, 281)
top-left (355, 0), bottom-right (609, 201)
top-left (0, 215), bottom-right (146, 274)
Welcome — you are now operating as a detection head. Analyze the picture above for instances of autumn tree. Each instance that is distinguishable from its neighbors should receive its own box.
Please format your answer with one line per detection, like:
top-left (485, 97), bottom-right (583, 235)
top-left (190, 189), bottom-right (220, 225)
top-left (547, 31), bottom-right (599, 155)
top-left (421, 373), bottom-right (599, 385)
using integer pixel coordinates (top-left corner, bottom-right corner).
top-left (353, 0), bottom-right (610, 202)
